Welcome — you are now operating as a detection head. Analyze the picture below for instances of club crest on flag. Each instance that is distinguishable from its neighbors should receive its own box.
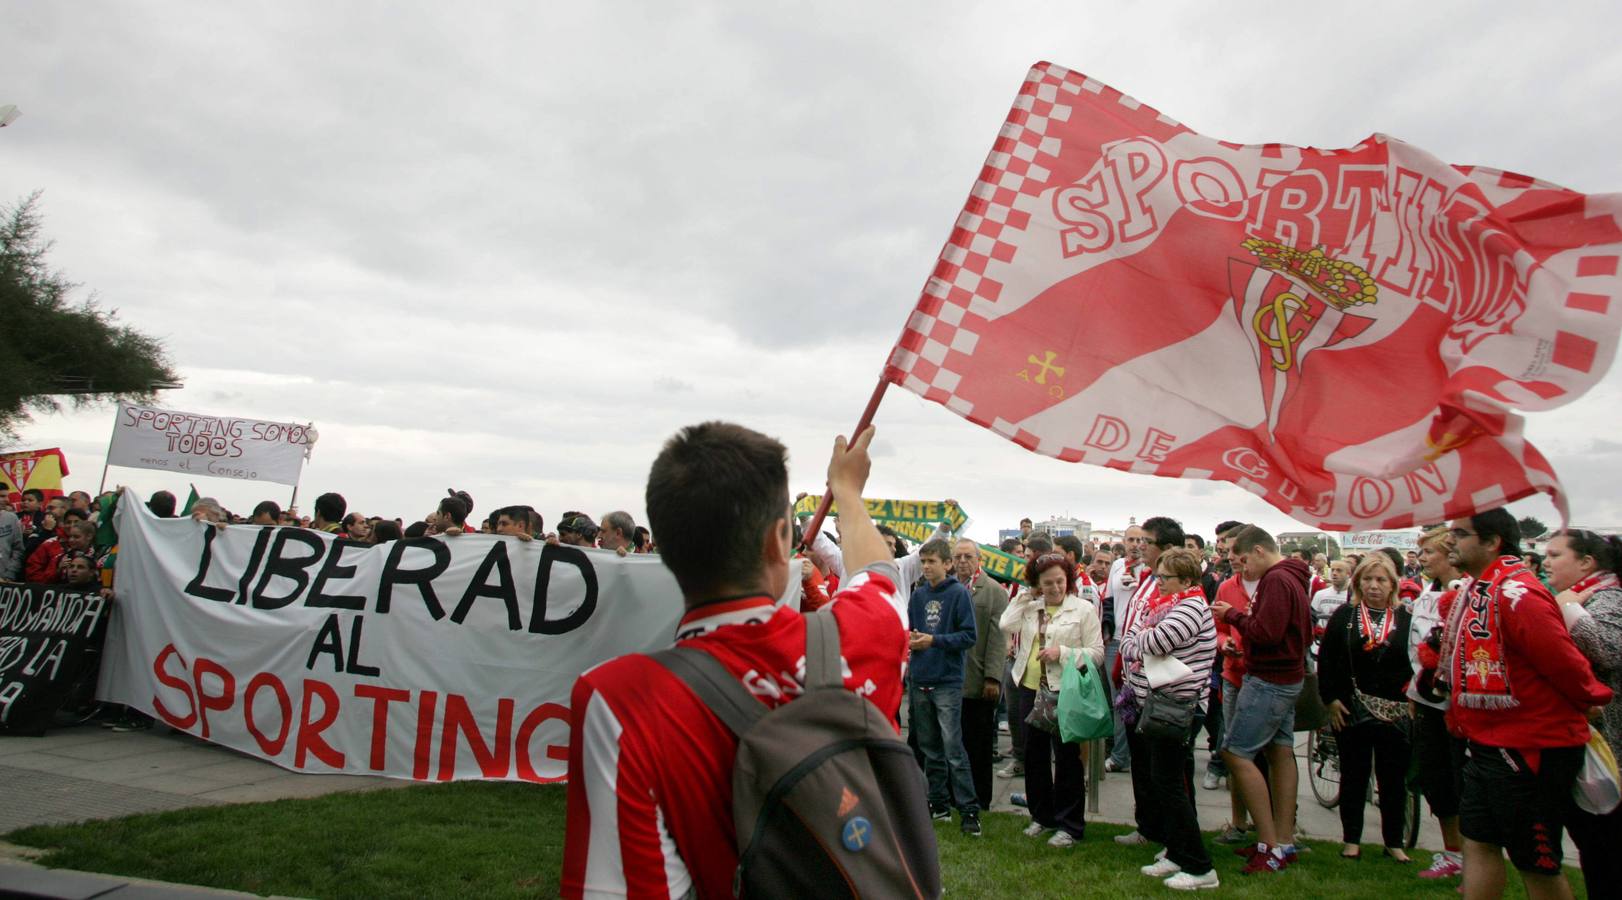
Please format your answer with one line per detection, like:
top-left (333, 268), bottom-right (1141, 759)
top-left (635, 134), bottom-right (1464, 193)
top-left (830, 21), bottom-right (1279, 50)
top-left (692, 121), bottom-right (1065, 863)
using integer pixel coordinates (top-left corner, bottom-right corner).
top-left (1230, 239), bottom-right (1379, 435)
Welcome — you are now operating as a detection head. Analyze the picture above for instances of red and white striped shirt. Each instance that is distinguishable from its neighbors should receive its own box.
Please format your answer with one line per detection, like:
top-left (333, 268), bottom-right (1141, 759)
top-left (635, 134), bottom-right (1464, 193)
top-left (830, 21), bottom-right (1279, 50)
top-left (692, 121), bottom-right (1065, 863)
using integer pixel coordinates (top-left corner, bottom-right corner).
top-left (560, 563), bottom-right (907, 899)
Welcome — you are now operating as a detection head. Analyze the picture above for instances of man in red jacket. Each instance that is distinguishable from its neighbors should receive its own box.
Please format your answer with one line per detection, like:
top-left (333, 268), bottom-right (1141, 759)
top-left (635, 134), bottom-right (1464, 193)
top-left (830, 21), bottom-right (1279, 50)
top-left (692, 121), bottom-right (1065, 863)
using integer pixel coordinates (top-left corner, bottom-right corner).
top-left (1212, 525), bottom-right (1312, 874)
top-left (1444, 508), bottom-right (1611, 900)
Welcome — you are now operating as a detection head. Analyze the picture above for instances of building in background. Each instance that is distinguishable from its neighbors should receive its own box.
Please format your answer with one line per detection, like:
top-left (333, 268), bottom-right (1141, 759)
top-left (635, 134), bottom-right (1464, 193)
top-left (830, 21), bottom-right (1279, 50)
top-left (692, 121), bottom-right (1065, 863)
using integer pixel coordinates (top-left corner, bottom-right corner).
top-left (999, 515), bottom-right (1093, 546)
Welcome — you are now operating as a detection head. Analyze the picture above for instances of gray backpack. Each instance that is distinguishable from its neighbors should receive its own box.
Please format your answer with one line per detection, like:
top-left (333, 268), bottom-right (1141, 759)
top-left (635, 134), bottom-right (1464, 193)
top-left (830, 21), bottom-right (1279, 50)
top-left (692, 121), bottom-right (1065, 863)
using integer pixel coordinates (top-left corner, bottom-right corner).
top-left (652, 608), bottom-right (942, 899)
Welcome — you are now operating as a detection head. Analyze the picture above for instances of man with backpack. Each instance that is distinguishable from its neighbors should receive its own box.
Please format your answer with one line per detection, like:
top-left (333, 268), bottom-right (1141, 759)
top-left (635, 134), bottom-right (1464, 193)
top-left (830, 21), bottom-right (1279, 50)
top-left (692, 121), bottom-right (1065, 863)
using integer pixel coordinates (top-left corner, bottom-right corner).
top-left (561, 422), bottom-right (937, 899)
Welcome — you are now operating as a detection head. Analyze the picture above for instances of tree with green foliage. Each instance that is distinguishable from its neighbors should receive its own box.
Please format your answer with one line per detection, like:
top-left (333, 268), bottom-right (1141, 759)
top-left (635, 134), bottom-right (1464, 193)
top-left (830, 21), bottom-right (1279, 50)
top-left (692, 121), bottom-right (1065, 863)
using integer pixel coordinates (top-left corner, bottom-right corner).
top-left (0, 193), bottom-right (178, 443)
top-left (1517, 516), bottom-right (1549, 540)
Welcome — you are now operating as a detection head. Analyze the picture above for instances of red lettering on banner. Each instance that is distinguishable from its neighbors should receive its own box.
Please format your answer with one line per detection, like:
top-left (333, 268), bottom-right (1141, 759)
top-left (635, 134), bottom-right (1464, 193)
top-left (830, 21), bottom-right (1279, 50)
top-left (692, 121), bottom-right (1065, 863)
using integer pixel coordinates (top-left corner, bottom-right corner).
top-left (1174, 157), bottom-right (1248, 221)
top-left (1254, 169), bottom-right (1327, 250)
top-left (193, 657), bottom-right (236, 740)
top-left (1222, 447), bottom-right (1270, 481)
top-left (413, 690), bottom-right (438, 781)
top-left (1403, 463), bottom-right (1449, 504)
top-left (1054, 171), bottom-right (1115, 256)
top-left (355, 684), bottom-right (411, 772)
top-left (1377, 168), bottom-right (1444, 295)
top-left (1084, 415), bottom-right (1129, 452)
top-left (1348, 477), bottom-right (1395, 520)
top-left (438, 694), bottom-right (514, 780)
top-left (1137, 428), bottom-right (1177, 463)
top-left (295, 679), bottom-right (345, 769)
top-left (151, 644), bottom-right (198, 729)
top-left (244, 672), bottom-right (291, 756)
top-left (515, 702), bottom-right (571, 784)
top-left (1107, 139), bottom-right (1166, 242)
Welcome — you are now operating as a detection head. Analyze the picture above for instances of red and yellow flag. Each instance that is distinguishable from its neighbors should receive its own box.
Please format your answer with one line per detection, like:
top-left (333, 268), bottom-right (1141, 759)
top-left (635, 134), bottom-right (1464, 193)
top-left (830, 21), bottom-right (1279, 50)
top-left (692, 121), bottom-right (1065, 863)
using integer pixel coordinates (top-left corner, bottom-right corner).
top-left (0, 448), bottom-right (70, 506)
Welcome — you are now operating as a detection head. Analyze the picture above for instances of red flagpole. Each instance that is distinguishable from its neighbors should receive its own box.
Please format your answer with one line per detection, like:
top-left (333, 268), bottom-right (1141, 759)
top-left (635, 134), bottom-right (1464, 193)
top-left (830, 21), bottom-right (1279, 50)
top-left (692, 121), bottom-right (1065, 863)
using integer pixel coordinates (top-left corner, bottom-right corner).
top-left (800, 378), bottom-right (889, 549)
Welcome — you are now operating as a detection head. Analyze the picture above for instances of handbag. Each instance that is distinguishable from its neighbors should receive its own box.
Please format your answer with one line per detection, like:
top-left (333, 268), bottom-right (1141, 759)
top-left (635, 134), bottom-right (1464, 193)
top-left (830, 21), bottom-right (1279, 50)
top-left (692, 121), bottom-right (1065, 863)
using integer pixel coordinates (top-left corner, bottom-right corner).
top-left (1136, 688), bottom-right (1196, 742)
top-left (1059, 653), bottom-right (1113, 742)
top-left (1354, 688), bottom-right (1411, 726)
top-left (1024, 607), bottom-right (1061, 735)
top-left (1574, 726), bottom-right (1621, 815)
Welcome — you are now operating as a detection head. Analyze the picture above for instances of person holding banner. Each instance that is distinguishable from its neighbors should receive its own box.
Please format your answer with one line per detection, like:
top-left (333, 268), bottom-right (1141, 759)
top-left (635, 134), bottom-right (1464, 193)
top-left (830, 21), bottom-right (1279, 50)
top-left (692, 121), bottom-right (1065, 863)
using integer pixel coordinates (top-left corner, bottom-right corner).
top-left (561, 423), bottom-right (907, 899)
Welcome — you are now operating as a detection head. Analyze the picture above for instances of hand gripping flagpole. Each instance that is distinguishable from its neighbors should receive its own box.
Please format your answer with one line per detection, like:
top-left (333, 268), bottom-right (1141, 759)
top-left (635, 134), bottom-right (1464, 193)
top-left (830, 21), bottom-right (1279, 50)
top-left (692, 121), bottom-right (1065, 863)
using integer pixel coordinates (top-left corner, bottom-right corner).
top-left (798, 378), bottom-right (889, 550)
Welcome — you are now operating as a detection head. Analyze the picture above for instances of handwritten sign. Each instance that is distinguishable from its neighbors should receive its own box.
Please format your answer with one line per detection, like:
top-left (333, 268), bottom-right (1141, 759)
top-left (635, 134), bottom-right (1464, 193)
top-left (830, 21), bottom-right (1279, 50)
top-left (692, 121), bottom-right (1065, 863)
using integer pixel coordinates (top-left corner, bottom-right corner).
top-left (106, 403), bottom-right (314, 486)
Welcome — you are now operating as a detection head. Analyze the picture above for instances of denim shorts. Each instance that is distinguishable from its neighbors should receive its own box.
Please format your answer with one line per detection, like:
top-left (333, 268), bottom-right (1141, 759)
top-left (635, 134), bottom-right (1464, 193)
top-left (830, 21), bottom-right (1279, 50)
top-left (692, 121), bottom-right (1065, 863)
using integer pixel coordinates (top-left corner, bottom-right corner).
top-left (1221, 674), bottom-right (1301, 757)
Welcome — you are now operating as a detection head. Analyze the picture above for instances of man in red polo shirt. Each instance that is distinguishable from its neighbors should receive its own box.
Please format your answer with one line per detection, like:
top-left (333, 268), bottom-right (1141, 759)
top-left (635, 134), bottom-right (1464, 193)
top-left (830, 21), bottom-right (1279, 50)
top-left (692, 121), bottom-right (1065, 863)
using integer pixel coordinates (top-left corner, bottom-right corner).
top-left (561, 423), bottom-right (904, 899)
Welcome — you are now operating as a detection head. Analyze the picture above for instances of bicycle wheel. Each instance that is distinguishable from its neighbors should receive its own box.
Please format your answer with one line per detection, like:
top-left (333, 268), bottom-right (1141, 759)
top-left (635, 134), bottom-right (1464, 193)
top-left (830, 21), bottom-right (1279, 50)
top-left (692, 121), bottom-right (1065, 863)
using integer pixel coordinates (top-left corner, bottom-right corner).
top-left (1307, 727), bottom-right (1341, 808)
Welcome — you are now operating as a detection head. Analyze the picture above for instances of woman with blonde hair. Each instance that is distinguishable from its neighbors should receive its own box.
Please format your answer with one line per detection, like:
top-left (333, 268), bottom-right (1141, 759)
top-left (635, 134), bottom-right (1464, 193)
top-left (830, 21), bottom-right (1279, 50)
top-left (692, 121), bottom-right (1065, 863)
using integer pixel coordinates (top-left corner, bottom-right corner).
top-left (1000, 552), bottom-right (1104, 848)
top-left (1318, 552), bottom-right (1414, 861)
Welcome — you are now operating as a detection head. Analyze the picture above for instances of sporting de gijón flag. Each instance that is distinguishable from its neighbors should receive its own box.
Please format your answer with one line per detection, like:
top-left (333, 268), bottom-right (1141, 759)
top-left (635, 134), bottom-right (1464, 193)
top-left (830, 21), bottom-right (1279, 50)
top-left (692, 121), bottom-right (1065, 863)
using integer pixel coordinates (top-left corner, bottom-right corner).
top-left (884, 62), bottom-right (1622, 529)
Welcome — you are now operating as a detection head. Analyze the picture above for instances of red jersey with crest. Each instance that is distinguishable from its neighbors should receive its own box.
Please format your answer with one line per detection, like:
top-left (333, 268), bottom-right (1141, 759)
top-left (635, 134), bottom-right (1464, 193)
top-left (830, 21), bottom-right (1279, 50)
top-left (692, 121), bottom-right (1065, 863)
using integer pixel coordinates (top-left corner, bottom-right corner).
top-left (560, 562), bottom-right (907, 900)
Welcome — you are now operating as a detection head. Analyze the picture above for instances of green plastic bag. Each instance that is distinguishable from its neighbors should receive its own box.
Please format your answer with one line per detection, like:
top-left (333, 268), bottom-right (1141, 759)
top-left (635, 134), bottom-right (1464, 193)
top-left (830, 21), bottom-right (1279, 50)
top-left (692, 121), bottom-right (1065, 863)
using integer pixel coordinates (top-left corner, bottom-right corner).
top-left (1058, 652), bottom-right (1114, 743)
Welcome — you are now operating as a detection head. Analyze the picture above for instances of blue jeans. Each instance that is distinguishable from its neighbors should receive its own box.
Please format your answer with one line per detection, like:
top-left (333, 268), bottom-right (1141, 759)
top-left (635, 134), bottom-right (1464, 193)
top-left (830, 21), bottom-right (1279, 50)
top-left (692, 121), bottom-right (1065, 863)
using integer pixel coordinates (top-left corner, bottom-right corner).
top-left (1221, 674), bottom-right (1301, 757)
top-left (910, 683), bottom-right (978, 814)
top-left (1105, 639), bottom-right (1131, 769)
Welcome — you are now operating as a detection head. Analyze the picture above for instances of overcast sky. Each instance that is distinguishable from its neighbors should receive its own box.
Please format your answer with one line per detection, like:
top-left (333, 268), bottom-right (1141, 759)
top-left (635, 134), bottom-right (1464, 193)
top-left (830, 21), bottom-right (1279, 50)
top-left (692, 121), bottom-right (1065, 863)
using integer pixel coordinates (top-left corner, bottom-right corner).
top-left (5, 1), bottom-right (1620, 542)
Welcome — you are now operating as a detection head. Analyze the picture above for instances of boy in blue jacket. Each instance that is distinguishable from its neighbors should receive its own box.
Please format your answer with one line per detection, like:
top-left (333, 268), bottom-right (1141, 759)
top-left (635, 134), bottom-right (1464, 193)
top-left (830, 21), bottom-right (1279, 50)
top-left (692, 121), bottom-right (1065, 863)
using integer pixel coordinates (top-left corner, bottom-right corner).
top-left (909, 538), bottom-right (981, 835)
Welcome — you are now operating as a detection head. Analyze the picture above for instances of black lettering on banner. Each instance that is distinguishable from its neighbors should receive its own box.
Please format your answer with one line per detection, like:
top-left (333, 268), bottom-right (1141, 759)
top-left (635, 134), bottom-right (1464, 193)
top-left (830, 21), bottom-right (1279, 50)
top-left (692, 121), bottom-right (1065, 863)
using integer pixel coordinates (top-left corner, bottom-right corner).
top-left (529, 542), bottom-right (598, 635)
top-left (307, 613), bottom-right (345, 672)
top-left (453, 542), bottom-right (521, 631)
top-left (237, 527), bottom-right (274, 605)
top-left (345, 616), bottom-right (380, 677)
top-left (378, 539), bottom-right (449, 619)
top-left (184, 525), bottom-right (236, 604)
top-left (308, 539), bottom-right (369, 611)
top-left (251, 529), bottom-right (326, 610)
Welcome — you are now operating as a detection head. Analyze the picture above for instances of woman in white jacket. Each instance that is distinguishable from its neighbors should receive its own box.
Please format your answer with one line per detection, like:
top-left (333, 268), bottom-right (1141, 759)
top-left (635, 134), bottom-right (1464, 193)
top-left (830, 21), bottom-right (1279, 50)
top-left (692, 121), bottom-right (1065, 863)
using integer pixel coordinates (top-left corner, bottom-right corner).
top-left (1001, 552), bottom-right (1105, 847)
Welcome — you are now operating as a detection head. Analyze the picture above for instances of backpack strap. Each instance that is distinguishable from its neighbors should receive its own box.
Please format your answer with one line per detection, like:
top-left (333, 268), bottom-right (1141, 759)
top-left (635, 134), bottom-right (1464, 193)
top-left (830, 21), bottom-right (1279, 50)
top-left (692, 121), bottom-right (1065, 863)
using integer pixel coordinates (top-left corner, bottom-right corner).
top-left (803, 607), bottom-right (844, 690)
top-left (650, 648), bottom-right (766, 737)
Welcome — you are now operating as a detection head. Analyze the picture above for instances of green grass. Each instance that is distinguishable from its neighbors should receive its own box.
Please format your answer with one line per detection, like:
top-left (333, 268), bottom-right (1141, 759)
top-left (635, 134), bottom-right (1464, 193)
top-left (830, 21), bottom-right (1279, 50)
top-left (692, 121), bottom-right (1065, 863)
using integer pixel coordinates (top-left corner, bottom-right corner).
top-left (5, 783), bottom-right (1587, 899)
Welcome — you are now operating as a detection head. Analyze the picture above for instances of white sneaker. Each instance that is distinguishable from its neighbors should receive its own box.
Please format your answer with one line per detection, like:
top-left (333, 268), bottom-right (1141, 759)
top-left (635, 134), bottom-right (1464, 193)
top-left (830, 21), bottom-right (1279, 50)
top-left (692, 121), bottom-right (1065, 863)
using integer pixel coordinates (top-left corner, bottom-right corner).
top-left (1047, 831), bottom-right (1077, 848)
top-left (997, 761), bottom-right (1025, 778)
top-left (1114, 830), bottom-right (1149, 845)
top-left (1022, 822), bottom-right (1047, 838)
top-left (1141, 858), bottom-right (1181, 877)
top-left (1200, 770), bottom-right (1223, 790)
top-left (1164, 870), bottom-right (1220, 891)
top-left (1155, 848), bottom-right (1169, 861)
top-left (998, 720), bottom-right (1011, 733)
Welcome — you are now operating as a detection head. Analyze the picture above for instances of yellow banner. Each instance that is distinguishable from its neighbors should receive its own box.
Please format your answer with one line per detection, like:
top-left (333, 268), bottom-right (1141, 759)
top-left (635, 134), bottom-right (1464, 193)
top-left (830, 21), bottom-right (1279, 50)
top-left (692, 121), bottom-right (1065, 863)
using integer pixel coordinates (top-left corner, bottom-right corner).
top-left (793, 495), bottom-right (969, 531)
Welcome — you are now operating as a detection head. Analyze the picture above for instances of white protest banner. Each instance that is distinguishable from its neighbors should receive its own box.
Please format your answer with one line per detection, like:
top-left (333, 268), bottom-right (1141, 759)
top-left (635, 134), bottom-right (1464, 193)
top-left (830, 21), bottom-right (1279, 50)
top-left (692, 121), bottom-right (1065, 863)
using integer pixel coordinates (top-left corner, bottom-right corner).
top-left (1340, 530), bottom-right (1422, 551)
top-left (106, 403), bottom-right (314, 486)
top-left (98, 492), bottom-right (684, 782)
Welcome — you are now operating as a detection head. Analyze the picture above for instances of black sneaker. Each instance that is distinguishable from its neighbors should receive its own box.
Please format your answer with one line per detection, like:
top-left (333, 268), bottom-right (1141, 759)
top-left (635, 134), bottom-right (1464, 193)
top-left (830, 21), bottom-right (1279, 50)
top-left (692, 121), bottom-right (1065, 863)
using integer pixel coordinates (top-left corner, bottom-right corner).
top-left (930, 805), bottom-right (951, 821)
top-left (960, 812), bottom-right (982, 837)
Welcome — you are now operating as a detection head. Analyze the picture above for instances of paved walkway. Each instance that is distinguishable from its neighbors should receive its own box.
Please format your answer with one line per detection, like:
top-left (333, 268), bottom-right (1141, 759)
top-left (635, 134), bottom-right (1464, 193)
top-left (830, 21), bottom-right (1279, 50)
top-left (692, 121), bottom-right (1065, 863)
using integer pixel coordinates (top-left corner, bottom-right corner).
top-left (2, 718), bottom-right (1442, 855)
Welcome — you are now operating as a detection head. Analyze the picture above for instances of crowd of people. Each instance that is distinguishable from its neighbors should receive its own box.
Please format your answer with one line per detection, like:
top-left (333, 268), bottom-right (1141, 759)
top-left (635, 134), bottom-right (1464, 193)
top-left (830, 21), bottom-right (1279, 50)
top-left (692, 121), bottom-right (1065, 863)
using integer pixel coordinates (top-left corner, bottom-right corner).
top-left (2, 429), bottom-right (1616, 898)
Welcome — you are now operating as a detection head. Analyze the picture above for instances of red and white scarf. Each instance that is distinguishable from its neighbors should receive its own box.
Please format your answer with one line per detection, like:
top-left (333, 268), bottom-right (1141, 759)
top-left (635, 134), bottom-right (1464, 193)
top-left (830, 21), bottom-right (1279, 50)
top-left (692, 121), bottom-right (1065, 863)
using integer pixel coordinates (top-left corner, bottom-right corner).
top-left (1119, 564), bottom-right (1158, 636)
top-left (1446, 556), bottom-right (1533, 710)
top-left (1357, 601), bottom-right (1396, 650)
top-left (1572, 570), bottom-right (1622, 596)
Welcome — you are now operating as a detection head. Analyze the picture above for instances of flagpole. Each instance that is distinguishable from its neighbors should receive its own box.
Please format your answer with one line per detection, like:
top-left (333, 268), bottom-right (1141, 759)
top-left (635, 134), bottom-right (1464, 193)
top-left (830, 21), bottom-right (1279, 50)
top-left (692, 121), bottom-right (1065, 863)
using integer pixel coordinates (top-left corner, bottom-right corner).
top-left (96, 410), bottom-right (120, 494)
top-left (799, 378), bottom-right (890, 549)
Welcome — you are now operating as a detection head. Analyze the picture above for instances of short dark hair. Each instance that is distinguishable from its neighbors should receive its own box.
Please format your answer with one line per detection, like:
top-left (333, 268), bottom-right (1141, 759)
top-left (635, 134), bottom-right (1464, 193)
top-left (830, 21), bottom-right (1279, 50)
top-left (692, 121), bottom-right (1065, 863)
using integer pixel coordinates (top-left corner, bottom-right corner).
top-left (1378, 547), bottom-right (1405, 573)
top-left (62, 507), bottom-right (87, 523)
top-left (253, 500), bottom-right (282, 521)
top-left (918, 538), bottom-right (952, 561)
top-left (1469, 508), bottom-right (1521, 559)
top-left (148, 490), bottom-right (177, 518)
top-left (1054, 535), bottom-right (1085, 561)
top-left (437, 496), bottom-right (468, 527)
top-left (371, 520), bottom-right (404, 544)
top-left (1231, 525), bottom-right (1277, 554)
top-left (403, 521), bottom-right (429, 539)
top-left (999, 537), bottom-right (1022, 553)
top-left (1187, 534), bottom-right (1206, 550)
top-left (1025, 532), bottom-right (1054, 554)
top-left (875, 524), bottom-right (908, 559)
top-left (22, 488), bottom-right (44, 502)
top-left (1025, 552), bottom-right (1075, 592)
top-left (1141, 516), bottom-right (1185, 550)
top-left (1215, 520), bottom-right (1246, 538)
top-left (314, 492), bottom-right (347, 523)
top-left (646, 422), bottom-right (789, 597)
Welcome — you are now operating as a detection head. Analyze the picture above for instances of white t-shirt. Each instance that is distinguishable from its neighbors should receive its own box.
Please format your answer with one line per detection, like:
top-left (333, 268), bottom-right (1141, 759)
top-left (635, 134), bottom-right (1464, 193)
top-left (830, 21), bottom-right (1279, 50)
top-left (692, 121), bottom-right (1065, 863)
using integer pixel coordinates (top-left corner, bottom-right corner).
top-left (1108, 556), bottom-right (1145, 633)
top-left (1310, 586), bottom-right (1348, 626)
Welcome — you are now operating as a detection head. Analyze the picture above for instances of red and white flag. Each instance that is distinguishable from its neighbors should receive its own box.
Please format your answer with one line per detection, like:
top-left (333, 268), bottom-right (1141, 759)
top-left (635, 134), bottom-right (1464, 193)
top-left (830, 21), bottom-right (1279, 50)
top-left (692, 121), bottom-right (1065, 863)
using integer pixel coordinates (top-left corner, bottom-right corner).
top-left (885, 62), bottom-right (1622, 530)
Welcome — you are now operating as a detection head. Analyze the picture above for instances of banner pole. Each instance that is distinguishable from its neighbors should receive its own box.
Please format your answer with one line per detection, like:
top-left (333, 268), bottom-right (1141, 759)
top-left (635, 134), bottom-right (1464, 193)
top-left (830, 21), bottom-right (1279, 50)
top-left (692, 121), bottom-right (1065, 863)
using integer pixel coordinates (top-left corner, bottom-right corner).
top-left (799, 378), bottom-right (889, 549)
top-left (96, 408), bottom-right (120, 494)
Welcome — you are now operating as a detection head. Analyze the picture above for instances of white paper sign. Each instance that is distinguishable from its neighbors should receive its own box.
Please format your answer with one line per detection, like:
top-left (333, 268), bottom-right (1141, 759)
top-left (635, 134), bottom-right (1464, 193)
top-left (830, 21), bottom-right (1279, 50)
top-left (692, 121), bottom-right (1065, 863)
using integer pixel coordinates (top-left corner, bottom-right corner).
top-left (106, 403), bottom-right (313, 486)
